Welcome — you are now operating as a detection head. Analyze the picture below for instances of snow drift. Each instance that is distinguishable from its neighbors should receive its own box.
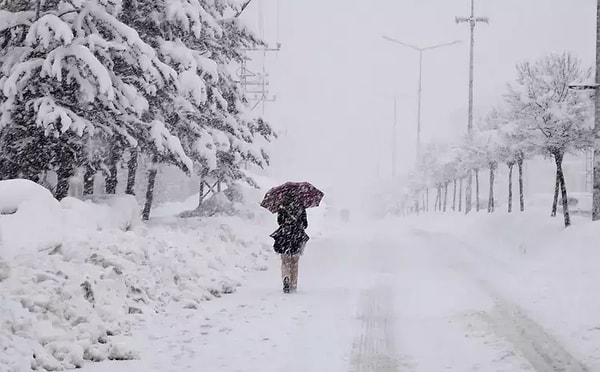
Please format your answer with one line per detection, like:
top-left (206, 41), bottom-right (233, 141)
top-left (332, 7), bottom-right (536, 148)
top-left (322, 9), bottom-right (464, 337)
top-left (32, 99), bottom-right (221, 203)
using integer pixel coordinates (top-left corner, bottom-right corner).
top-left (0, 179), bottom-right (274, 371)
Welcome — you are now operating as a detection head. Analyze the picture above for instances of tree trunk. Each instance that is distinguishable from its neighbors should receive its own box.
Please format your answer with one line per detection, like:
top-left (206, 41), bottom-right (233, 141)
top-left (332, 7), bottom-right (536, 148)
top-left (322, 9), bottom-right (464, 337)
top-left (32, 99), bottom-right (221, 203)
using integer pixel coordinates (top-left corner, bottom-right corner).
top-left (518, 158), bottom-right (525, 212)
top-left (459, 178), bottom-right (463, 212)
top-left (452, 179), bottom-right (457, 211)
top-left (126, 149), bottom-right (138, 195)
top-left (83, 165), bottom-right (95, 196)
top-left (35, 0), bottom-right (42, 20)
top-left (55, 163), bottom-right (73, 200)
top-left (508, 163), bottom-right (514, 213)
top-left (104, 137), bottom-right (123, 194)
top-left (426, 188), bottom-right (429, 212)
top-left (465, 171), bottom-right (472, 214)
top-left (551, 169), bottom-right (560, 217)
top-left (488, 163), bottom-right (496, 213)
top-left (443, 182), bottom-right (448, 212)
top-left (475, 168), bottom-right (480, 212)
top-left (142, 165), bottom-right (158, 221)
top-left (197, 168), bottom-right (209, 208)
top-left (198, 180), bottom-right (205, 208)
top-left (105, 142), bottom-right (119, 194)
top-left (555, 153), bottom-right (571, 227)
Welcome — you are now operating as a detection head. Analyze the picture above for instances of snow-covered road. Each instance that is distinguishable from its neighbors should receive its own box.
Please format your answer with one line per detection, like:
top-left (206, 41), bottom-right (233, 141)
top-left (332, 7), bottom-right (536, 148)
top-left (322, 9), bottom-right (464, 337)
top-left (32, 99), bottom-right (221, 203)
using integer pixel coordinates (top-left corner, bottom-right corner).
top-left (81, 223), bottom-right (589, 372)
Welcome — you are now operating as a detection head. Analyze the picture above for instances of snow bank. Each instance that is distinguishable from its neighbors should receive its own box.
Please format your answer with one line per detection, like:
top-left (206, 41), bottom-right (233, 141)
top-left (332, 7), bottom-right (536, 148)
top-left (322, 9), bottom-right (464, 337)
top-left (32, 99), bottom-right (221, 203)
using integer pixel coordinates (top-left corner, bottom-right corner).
top-left (62, 195), bottom-right (141, 231)
top-left (0, 179), bottom-right (63, 259)
top-left (0, 179), bottom-right (57, 214)
top-left (0, 179), bottom-right (273, 371)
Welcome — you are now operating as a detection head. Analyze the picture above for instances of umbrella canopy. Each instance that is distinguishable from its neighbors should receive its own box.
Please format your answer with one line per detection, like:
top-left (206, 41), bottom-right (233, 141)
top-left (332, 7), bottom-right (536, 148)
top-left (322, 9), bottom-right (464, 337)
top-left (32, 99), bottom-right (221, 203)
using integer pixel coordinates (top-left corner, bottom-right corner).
top-left (260, 182), bottom-right (324, 213)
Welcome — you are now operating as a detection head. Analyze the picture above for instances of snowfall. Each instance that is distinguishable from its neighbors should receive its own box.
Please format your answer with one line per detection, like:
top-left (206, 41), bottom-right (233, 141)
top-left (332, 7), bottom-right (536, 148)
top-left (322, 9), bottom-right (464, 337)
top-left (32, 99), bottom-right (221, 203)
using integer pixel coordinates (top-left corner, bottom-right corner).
top-left (2, 178), bottom-right (600, 371)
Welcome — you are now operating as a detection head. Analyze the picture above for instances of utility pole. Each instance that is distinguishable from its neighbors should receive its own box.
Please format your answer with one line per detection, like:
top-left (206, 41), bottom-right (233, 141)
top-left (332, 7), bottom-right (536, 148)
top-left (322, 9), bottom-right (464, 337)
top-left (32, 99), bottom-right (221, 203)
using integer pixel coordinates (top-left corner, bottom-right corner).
top-left (393, 96), bottom-right (397, 177)
top-left (594, 0), bottom-right (600, 220)
top-left (417, 51), bottom-right (422, 161)
top-left (382, 36), bottom-right (460, 163)
top-left (456, 0), bottom-right (488, 214)
top-left (236, 0), bottom-right (281, 113)
top-left (568, 1), bottom-right (600, 220)
top-left (239, 44), bottom-right (280, 111)
top-left (235, 0), bottom-right (281, 172)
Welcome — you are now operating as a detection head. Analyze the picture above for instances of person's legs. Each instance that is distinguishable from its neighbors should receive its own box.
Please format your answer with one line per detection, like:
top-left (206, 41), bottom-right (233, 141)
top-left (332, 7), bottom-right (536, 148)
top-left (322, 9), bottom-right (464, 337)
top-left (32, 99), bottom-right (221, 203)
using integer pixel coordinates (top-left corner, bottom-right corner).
top-left (281, 254), bottom-right (291, 293)
top-left (290, 254), bottom-right (300, 291)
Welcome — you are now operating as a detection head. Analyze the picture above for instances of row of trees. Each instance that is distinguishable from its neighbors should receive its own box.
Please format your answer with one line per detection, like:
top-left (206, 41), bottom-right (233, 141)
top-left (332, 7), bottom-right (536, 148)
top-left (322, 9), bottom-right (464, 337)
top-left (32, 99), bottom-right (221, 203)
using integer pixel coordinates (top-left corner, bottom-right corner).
top-left (0, 0), bottom-right (274, 219)
top-left (405, 52), bottom-right (593, 227)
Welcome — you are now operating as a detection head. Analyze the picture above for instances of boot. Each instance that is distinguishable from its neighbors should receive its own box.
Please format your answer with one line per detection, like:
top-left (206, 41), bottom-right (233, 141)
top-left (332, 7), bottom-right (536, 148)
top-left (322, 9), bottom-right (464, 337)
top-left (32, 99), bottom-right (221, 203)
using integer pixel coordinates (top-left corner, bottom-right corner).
top-left (283, 276), bottom-right (290, 294)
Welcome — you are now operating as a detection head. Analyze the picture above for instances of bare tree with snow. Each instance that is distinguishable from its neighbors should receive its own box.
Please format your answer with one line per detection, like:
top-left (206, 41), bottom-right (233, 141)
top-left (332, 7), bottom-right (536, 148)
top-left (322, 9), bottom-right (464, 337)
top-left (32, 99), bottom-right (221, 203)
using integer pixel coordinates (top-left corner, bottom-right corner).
top-left (505, 52), bottom-right (593, 227)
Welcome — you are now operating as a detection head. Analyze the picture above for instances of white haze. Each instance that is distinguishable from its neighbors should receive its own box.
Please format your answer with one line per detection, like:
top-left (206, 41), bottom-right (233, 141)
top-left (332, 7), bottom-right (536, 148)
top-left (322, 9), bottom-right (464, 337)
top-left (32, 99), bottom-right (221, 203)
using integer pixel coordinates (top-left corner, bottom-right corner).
top-left (244, 0), bottom-right (596, 207)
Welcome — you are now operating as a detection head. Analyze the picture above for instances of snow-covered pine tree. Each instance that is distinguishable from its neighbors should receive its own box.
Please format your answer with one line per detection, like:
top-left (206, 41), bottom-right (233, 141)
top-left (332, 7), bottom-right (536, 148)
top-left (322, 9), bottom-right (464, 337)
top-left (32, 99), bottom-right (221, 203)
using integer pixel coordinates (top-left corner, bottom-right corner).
top-left (182, 1), bottom-right (275, 195)
top-left (0, 0), bottom-right (190, 199)
top-left (119, 0), bottom-right (274, 216)
top-left (505, 52), bottom-right (593, 227)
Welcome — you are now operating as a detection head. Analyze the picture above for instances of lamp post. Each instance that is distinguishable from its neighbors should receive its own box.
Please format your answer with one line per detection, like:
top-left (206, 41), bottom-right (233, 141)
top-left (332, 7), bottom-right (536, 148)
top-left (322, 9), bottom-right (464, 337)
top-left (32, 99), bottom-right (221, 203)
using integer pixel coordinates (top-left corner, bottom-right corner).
top-left (382, 36), bottom-right (460, 162)
top-left (455, 0), bottom-right (489, 214)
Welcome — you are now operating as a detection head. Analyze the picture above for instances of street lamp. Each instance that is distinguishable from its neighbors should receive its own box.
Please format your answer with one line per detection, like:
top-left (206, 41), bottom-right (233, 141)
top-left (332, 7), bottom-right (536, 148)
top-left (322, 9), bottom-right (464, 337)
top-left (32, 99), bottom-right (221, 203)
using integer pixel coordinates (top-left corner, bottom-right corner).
top-left (382, 36), bottom-right (460, 162)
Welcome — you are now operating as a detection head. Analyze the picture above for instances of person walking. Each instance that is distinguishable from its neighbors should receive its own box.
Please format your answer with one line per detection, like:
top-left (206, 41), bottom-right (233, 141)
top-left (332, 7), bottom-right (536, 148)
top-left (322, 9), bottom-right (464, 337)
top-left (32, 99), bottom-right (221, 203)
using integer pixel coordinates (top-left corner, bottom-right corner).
top-left (261, 182), bottom-right (323, 293)
top-left (272, 191), bottom-right (309, 293)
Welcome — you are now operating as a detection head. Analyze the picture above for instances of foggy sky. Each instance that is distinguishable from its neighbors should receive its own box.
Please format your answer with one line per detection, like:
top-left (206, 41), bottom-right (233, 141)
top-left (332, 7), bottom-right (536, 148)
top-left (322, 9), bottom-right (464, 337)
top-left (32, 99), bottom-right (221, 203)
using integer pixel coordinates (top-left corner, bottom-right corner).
top-left (242, 0), bottom-right (596, 205)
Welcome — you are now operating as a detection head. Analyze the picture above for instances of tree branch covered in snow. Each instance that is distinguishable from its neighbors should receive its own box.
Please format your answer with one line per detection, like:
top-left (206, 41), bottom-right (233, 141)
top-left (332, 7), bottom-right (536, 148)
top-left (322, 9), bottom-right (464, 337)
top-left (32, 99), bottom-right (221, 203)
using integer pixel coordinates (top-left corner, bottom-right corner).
top-left (0, 0), bottom-right (275, 216)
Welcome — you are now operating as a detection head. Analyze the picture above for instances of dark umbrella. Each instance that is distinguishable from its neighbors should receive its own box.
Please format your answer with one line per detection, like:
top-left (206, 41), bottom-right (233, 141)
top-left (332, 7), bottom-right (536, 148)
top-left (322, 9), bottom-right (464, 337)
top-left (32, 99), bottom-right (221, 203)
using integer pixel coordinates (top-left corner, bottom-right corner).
top-left (260, 182), bottom-right (324, 213)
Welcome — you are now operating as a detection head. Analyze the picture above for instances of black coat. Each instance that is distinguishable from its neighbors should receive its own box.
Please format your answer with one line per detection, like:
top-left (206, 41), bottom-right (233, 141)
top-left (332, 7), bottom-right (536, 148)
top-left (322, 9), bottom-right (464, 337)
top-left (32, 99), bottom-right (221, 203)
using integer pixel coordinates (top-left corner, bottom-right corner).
top-left (271, 203), bottom-right (309, 255)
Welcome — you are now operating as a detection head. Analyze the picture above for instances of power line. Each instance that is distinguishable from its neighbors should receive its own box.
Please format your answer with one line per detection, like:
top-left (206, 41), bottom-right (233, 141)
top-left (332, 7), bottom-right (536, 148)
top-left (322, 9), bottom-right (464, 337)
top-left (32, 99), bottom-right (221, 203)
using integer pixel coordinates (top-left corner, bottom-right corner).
top-left (237, 0), bottom-right (281, 114)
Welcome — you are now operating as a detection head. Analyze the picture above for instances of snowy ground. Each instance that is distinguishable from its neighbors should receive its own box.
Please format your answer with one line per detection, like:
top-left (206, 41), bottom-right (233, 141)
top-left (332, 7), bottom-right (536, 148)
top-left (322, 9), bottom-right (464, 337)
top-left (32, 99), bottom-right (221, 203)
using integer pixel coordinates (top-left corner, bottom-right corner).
top-left (3, 179), bottom-right (599, 371)
top-left (76, 210), bottom-right (600, 372)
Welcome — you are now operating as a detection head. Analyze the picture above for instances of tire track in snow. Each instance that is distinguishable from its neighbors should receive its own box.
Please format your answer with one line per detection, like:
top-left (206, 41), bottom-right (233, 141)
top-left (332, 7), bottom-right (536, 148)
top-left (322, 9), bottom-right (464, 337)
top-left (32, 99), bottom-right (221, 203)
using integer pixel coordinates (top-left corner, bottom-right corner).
top-left (349, 286), bottom-right (406, 372)
top-left (484, 302), bottom-right (589, 372)
top-left (412, 228), bottom-right (589, 372)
